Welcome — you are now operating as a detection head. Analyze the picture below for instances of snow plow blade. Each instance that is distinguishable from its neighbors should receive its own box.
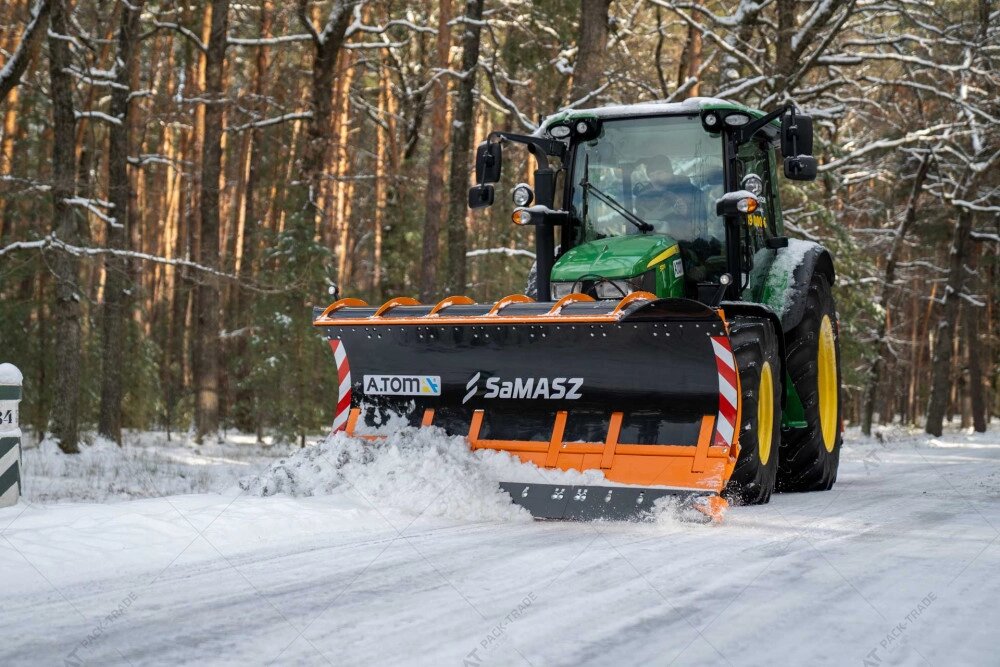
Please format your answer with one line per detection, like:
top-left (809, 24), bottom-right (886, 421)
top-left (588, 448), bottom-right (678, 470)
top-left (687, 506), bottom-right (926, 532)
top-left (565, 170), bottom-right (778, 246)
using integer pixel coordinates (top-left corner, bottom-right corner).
top-left (313, 293), bottom-right (740, 523)
top-left (499, 482), bottom-right (726, 522)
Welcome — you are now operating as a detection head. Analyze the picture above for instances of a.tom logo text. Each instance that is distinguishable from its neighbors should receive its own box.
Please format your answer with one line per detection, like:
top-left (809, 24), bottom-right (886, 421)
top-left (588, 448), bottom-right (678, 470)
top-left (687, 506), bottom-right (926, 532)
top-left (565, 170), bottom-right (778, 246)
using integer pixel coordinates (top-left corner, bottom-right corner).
top-left (364, 375), bottom-right (441, 396)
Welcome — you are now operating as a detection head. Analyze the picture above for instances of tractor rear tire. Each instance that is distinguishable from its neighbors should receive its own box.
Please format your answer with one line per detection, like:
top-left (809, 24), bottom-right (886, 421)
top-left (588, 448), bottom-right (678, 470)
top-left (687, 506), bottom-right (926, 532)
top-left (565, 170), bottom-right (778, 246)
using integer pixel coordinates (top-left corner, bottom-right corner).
top-left (778, 273), bottom-right (842, 492)
top-left (723, 317), bottom-right (782, 505)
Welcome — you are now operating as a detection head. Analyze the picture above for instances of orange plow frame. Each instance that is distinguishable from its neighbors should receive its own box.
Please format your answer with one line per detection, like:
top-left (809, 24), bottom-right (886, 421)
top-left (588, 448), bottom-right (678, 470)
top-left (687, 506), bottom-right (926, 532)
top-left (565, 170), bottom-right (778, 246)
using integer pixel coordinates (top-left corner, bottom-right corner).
top-left (344, 402), bottom-right (741, 523)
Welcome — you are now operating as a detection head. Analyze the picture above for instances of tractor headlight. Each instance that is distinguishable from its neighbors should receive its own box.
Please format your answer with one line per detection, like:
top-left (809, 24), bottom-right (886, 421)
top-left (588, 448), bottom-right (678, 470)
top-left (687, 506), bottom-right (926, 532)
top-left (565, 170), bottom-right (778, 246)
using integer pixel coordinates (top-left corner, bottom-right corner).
top-left (549, 124), bottom-right (571, 138)
top-left (594, 280), bottom-right (632, 299)
top-left (512, 183), bottom-right (534, 207)
top-left (552, 272), bottom-right (653, 300)
top-left (550, 281), bottom-right (574, 299)
top-left (594, 273), bottom-right (653, 299)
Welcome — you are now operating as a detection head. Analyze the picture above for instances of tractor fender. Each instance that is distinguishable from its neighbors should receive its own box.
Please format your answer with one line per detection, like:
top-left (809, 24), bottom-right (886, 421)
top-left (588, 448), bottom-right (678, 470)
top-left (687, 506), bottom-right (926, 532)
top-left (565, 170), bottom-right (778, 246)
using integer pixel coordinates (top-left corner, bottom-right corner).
top-left (760, 239), bottom-right (835, 334)
top-left (719, 301), bottom-right (787, 409)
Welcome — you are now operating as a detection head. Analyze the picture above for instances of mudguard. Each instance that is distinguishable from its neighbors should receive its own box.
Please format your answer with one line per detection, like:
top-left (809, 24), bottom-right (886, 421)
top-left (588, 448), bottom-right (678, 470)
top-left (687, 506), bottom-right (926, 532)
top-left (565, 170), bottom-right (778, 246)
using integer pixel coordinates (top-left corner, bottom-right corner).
top-left (719, 301), bottom-right (786, 408)
top-left (760, 239), bottom-right (835, 333)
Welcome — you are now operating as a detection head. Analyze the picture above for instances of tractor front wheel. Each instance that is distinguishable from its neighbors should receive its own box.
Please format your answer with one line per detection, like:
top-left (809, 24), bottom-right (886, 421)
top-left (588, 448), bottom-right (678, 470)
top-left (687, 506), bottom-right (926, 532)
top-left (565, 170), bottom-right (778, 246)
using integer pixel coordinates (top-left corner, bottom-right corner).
top-left (723, 317), bottom-right (782, 505)
top-left (778, 273), bottom-right (842, 492)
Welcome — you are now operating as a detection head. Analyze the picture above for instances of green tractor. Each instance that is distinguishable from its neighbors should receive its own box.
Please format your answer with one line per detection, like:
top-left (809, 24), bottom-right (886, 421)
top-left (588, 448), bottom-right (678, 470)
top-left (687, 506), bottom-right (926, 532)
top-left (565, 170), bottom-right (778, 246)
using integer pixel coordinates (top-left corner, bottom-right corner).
top-left (315, 97), bottom-right (841, 520)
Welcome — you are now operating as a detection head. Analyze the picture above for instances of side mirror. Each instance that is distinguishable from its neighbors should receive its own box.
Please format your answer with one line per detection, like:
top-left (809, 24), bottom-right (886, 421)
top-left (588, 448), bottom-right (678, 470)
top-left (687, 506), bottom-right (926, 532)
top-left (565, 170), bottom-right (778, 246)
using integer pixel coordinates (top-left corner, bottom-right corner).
top-left (468, 184), bottom-right (495, 209)
top-left (783, 155), bottom-right (818, 181)
top-left (474, 141), bottom-right (502, 184)
top-left (781, 112), bottom-right (814, 157)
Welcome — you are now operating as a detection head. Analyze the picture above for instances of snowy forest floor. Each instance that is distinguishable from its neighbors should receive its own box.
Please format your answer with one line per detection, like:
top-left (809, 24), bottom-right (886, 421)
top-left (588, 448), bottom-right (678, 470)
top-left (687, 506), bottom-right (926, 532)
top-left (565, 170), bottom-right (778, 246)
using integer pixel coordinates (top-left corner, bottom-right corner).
top-left (1, 424), bottom-right (998, 666)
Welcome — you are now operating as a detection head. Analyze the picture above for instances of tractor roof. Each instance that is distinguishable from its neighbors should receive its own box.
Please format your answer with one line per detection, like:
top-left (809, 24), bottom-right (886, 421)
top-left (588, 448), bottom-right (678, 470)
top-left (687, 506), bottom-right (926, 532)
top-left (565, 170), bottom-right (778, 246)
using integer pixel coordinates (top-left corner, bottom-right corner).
top-left (537, 97), bottom-right (769, 135)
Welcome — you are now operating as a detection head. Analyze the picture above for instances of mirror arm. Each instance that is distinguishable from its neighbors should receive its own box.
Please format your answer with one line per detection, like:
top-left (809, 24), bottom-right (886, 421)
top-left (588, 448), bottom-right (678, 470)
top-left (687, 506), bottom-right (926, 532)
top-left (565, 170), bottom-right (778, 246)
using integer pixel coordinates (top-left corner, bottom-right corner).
top-left (736, 104), bottom-right (792, 145)
top-left (479, 132), bottom-right (566, 302)
top-left (487, 131), bottom-right (566, 163)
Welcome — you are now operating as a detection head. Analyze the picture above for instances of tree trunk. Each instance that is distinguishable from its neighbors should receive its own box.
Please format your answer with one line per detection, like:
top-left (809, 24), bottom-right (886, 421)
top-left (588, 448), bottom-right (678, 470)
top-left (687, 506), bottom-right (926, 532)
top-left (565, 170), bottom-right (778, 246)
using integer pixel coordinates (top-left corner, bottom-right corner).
top-left (419, 0), bottom-right (453, 302)
top-left (371, 65), bottom-right (390, 298)
top-left (444, 0), bottom-right (483, 295)
top-left (773, 0), bottom-right (796, 97)
top-left (926, 206), bottom-right (975, 436)
top-left (297, 0), bottom-right (354, 236)
top-left (47, 0), bottom-right (83, 454)
top-left (0, 0), bottom-right (50, 104)
top-left (231, 0), bottom-right (272, 435)
top-left (98, 0), bottom-right (145, 444)
top-left (570, 0), bottom-right (612, 103)
top-left (194, 0), bottom-right (229, 443)
top-left (861, 155), bottom-right (931, 435)
top-left (964, 247), bottom-right (987, 433)
top-left (676, 1), bottom-right (702, 97)
top-left (1, 86), bottom-right (22, 238)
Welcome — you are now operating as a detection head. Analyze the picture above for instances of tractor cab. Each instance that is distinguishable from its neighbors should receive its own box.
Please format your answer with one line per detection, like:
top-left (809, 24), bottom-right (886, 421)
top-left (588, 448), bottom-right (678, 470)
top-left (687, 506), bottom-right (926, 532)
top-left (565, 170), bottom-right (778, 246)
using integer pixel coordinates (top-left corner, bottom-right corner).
top-left (468, 97), bottom-right (818, 305)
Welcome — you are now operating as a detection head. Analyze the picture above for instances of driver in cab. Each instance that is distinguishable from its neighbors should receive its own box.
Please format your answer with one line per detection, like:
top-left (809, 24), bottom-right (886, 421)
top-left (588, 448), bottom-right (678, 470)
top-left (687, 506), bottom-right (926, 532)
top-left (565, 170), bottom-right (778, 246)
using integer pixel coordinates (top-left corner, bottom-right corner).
top-left (633, 154), bottom-right (705, 227)
top-left (633, 154), bottom-right (717, 283)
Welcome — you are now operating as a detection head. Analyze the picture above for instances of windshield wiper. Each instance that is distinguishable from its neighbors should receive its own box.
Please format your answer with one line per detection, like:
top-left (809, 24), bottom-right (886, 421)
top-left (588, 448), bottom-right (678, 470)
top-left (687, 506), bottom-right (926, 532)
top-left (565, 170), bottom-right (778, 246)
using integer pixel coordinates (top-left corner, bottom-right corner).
top-left (579, 159), bottom-right (654, 233)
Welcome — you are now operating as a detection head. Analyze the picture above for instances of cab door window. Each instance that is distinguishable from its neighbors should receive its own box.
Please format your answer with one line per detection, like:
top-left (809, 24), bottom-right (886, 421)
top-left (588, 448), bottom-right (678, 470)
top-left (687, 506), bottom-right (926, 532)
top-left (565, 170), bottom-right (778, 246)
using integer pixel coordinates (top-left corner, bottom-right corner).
top-left (736, 140), bottom-right (774, 248)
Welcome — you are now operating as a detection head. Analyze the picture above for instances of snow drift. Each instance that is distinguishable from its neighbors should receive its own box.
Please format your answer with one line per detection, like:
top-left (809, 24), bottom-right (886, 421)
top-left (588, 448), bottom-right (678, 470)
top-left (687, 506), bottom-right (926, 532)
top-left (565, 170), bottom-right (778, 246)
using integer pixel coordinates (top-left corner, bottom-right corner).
top-left (239, 426), bottom-right (632, 523)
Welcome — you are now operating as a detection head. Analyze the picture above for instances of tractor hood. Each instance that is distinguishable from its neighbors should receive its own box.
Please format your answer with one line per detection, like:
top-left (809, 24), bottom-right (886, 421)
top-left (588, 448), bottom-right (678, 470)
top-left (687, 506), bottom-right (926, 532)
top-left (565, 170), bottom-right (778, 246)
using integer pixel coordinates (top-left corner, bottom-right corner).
top-left (551, 234), bottom-right (679, 281)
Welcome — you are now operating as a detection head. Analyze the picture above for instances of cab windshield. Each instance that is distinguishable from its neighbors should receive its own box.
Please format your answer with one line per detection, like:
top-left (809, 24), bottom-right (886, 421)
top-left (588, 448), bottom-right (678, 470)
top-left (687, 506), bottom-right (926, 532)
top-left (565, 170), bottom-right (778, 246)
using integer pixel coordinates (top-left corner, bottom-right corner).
top-left (569, 115), bottom-right (725, 245)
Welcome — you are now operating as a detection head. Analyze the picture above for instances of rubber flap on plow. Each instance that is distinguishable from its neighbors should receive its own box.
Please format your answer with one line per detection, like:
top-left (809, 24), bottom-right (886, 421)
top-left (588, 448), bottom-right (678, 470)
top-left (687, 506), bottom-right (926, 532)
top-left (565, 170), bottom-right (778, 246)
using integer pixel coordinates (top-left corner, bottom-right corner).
top-left (313, 293), bottom-right (740, 522)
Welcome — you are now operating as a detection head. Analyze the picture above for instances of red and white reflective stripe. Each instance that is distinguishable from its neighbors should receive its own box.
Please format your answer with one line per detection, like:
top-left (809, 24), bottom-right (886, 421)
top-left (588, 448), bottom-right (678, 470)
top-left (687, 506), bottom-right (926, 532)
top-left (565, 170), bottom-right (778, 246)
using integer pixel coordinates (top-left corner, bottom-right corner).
top-left (711, 336), bottom-right (738, 447)
top-left (330, 339), bottom-right (352, 432)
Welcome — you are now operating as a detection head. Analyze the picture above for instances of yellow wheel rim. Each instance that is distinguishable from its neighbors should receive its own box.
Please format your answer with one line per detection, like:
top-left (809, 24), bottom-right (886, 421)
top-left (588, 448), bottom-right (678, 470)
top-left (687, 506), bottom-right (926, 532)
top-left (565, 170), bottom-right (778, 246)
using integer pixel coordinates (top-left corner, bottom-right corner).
top-left (818, 315), bottom-right (838, 453)
top-left (757, 361), bottom-right (774, 466)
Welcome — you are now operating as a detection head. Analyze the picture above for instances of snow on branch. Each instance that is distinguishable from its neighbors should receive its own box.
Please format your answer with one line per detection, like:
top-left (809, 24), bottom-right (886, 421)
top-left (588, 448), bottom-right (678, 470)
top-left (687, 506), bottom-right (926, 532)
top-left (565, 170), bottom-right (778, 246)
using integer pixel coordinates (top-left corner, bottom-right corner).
top-left (226, 111), bottom-right (313, 133)
top-left (957, 292), bottom-right (986, 307)
top-left (64, 66), bottom-right (130, 89)
top-left (64, 197), bottom-right (120, 228)
top-left (482, 63), bottom-right (537, 131)
top-left (647, 0), bottom-right (766, 78)
top-left (970, 231), bottom-right (1000, 243)
top-left (897, 260), bottom-right (948, 273)
top-left (152, 21), bottom-right (206, 52)
top-left (562, 82), bottom-right (611, 111)
top-left (0, 236), bottom-right (287, 293)
top-left (74, 110), bottom-right (123, 126)
top-left (348, 17), bottom-right (436, 36)
top-left (654, 0), bottom-right (765, 29)
top-left (0, 174), bottom-right (51, 192)
top-left (791, 0), bottom-right (840, 54)
top-left (822, 124), bottom-right (959, 171)
top-left (227, 34), bottom-right (313, 46)
top-left (951, 199), bottom-right (1000, 213)
top-left (127, 154), bottom-right (192, 170)
top-left (466, 247), bottom-right (536, 260)
top-left (858, 76), bottom-right (1000, 126)
top-left (46, 29), bottom-right (82, 50)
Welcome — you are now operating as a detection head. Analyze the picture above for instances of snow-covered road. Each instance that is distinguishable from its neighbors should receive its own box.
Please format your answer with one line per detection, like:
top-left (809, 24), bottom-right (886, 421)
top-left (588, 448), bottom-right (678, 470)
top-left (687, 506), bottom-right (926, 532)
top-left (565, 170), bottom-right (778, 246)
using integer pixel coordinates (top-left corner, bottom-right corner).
top-left (1, 427), bottom-right (997, 666)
